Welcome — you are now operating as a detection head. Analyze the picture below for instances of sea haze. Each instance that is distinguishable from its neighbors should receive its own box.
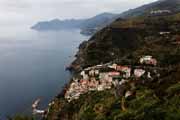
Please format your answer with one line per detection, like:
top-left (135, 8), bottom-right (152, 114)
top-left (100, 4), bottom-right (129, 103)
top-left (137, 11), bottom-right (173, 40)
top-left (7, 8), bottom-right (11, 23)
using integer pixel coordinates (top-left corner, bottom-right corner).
top-left (0, 25), bottom-right (87, 118)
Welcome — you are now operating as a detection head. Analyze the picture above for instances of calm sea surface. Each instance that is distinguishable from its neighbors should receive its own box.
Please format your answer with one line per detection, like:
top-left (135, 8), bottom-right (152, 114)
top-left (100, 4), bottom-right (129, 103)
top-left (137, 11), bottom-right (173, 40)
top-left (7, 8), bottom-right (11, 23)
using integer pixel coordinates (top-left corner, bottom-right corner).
top-left (0, 26), bottom-right (87, 118)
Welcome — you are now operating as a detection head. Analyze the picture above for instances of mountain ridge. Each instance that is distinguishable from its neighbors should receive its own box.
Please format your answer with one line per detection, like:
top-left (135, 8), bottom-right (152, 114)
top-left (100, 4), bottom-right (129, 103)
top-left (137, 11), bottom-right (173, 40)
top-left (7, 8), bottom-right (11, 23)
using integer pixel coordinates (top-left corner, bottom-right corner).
top-left (31, 0), bottom-right (180, 36)
top-left (31, 12), bottom-right (118, 35)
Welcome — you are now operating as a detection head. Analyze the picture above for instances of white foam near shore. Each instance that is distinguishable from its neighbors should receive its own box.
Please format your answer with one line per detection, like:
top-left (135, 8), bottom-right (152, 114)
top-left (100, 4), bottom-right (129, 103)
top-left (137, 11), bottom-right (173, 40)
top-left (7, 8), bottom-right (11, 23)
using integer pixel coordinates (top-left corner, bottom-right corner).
top-left (32, 99), bottom-right (45, 115)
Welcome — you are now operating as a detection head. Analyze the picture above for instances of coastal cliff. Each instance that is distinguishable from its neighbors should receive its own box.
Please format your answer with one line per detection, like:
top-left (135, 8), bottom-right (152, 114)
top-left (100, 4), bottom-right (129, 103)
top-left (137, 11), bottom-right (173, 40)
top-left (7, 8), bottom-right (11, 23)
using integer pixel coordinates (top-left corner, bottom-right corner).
top-left (45, 12), bottom-right (180, 120)
top-left (43, 1), bottom-right (180, 120)
top-left (8, 0), bottom-right (180, 120)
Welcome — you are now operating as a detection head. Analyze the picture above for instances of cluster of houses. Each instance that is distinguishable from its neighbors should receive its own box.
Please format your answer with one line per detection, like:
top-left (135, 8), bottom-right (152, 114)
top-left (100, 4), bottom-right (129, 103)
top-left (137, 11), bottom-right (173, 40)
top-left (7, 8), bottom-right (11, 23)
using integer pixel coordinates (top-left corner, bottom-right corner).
top-left (140, 56), bottom-right (157, 66)
top-left (150, 10), bottom-right (171, 15)
top-left (65, 56), bottom-right (159, 102)
top-left (159, 31), bottom-right (171, 35)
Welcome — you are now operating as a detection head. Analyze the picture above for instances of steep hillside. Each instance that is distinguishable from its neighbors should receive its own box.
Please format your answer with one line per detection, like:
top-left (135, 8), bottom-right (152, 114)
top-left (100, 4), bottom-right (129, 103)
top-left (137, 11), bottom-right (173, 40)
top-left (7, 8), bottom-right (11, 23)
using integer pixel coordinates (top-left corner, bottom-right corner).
top-left (80, 0), bottom-right (180, 35)
top-left (119, 0), bottom-right (180, 18)
top-left (46, 13), bottom-right (180, 120)
top-left (70, 13), bottom-right (180, 71)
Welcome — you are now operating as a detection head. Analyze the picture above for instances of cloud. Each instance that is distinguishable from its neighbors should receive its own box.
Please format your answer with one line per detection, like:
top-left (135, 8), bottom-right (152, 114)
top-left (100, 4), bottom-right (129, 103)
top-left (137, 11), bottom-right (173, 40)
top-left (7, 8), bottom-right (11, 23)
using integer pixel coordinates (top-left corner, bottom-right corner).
top-left (0, 0), bottom-right (158, 26)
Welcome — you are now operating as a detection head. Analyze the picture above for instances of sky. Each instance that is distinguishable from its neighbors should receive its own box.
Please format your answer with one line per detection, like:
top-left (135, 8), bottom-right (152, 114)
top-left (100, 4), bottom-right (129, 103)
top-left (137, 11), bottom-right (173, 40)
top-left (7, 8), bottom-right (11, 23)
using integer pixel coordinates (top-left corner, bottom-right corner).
top-left (0, 0), bottom-right (158, 26)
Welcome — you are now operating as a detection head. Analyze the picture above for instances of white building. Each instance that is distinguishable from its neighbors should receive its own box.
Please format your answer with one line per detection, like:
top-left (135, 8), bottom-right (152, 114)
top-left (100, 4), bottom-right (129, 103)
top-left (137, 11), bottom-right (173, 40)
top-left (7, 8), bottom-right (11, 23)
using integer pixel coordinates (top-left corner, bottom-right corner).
top-left (97, 84), bottom-right (104, 91)
top-left (108, 64), bottom-right (117, 70)
top-left (134, 69), bottom-right (146, 78)
top-left (140, 56), bottom-right (152, 63)
top-left (99, 73), bottom-right (110, 81)
top-left (125, 91), bottom-right (133, 98)
top-left (150, 10), bottom-right (171, 14)
top-left (159, 32), bottom-right (170, 35)
top-left (89, 70), bottom-right (95, 76)
top-left (140, 56), bottom-right (157, 66)
top-left (80, 71), bottom-right (89, 80)
top-left (95, 70), bottom-right (100, 75)
top-left (147, 72), bottom-right (152, 79)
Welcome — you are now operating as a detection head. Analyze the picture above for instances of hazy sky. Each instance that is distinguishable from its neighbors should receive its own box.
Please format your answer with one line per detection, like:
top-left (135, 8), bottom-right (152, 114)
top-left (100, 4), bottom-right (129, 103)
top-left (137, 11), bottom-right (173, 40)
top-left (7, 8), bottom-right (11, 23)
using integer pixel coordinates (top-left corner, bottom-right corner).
top-left (0, 0), bottom-right (158, 26)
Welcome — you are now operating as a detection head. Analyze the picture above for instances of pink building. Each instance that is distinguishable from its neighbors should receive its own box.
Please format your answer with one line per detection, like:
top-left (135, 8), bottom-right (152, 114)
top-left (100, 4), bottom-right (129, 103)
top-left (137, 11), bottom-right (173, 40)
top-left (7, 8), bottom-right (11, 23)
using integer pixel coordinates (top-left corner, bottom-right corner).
top-left (116, 66), bottom-right (131, 78)
top-left (108, 72), bottom-right (120, 76)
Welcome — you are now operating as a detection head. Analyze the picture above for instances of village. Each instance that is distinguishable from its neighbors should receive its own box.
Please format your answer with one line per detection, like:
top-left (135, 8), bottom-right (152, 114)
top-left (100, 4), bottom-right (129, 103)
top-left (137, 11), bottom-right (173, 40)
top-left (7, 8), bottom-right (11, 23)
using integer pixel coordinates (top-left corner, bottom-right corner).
top-left (31, 56), bottom-right (162, 116)
top-left (150, 10), bottom-right (171, 15)
top-left (64, 55), bottom-right (160, 102)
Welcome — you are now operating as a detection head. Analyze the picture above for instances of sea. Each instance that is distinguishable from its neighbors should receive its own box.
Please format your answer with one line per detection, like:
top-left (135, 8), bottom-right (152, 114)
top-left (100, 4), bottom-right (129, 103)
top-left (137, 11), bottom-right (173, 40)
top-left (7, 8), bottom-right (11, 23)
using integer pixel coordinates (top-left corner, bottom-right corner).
top-left (0, 25), bottom-right (88, 119)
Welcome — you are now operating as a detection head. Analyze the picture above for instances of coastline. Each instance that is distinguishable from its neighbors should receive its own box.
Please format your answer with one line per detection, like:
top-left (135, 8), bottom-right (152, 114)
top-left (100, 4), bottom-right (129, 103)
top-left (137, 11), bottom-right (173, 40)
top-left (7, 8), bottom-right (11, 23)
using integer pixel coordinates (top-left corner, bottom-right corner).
top-left (35, 35), bottom-right (89, 118)
top-left (41, 12), bottom-right (180, 120)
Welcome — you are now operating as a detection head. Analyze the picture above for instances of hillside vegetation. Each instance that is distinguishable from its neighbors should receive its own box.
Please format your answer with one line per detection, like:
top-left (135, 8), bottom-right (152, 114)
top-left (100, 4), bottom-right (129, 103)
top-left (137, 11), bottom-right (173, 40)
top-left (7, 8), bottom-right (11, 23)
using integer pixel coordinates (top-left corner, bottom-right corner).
top-left (46, 13), bottom-right (180, 120)
top-left (11, 0), bottom-right (180, 120)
